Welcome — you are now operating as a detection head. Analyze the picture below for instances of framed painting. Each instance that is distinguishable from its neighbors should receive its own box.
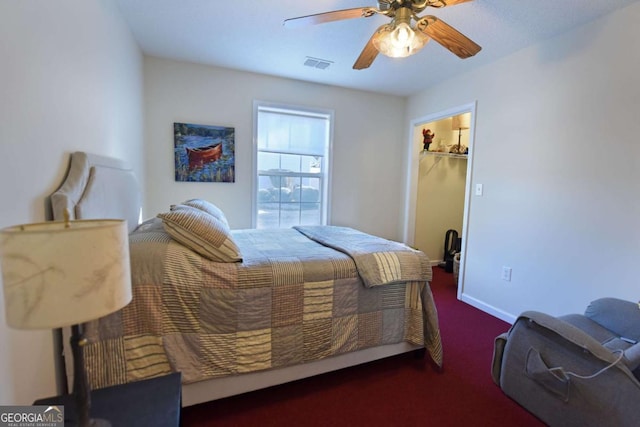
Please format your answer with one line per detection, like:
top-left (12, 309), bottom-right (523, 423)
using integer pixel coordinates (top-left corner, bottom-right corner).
top-left (174, 122), bottom-right (235, 182)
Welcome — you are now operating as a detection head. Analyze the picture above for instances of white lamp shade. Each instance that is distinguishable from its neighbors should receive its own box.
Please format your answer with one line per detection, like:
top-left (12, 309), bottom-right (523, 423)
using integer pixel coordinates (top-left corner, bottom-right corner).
top-left (451, 113), bottom-right (471, 130)
top-left (0, 219), bottom-right (132, 329)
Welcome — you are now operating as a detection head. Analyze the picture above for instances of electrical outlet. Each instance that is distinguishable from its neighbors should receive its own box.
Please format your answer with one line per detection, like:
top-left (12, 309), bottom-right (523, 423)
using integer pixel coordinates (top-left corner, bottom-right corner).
top-left (501, 266), bottom-right (512, 282)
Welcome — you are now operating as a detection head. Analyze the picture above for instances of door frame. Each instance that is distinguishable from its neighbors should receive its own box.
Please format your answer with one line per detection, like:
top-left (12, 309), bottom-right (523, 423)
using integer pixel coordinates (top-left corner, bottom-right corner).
top-left (403, 101), bottom-right (477, 298)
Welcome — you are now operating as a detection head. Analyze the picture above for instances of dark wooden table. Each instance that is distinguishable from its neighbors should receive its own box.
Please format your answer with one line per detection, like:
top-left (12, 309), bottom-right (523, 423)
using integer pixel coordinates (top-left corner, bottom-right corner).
top-left (34, 373), bottom-right (181, 427)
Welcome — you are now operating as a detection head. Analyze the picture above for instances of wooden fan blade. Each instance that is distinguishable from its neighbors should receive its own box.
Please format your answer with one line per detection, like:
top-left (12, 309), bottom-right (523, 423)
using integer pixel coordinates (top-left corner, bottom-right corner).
top-left (418, 16), bottom-right (481, 58)
top-left (353, 31), bottom-right (380, 70)
top-left (284, 7), bottom-right (377, 29)
top-left (437, 0), bottom-right (473, 6)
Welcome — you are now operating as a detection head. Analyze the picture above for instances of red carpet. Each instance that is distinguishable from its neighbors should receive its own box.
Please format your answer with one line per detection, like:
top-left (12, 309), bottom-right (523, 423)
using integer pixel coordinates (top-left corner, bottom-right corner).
top-left (182, 268), bottom-right (544, 426)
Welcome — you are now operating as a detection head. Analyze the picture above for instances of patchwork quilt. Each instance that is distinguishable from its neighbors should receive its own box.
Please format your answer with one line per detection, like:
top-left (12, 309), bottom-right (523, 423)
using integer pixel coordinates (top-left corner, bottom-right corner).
top-left (83, 219), bottom-right (442, 389)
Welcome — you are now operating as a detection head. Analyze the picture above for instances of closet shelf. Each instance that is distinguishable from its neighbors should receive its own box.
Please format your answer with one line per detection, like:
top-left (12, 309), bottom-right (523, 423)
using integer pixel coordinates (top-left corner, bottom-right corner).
top-left (420, 150), bottom-right (467, 159)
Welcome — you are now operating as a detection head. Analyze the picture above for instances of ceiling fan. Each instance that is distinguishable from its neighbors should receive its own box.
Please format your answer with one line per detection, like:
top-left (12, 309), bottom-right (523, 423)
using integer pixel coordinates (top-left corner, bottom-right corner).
top-left (284, 0), bottom-right (481, 70)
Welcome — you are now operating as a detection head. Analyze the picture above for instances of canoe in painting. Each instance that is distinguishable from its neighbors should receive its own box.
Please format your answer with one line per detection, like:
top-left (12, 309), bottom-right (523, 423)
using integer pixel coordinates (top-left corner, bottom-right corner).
top-left (187, 143), bottom-right (222, 169)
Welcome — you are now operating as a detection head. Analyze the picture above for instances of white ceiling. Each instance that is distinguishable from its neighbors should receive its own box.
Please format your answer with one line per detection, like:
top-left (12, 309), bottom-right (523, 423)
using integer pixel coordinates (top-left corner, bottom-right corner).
top-left (114, 0), bottom-right (638, 97)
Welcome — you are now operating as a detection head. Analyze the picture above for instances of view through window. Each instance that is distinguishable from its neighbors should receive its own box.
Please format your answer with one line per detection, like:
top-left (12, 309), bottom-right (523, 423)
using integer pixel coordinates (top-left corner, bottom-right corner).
top-left (254, 103), bottom-right (332, 229)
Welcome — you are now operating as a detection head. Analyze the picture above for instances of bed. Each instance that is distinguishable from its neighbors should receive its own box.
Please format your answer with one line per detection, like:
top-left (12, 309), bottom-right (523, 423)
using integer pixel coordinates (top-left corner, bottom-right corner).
top-left (50, 151), bottom-right (442, 406)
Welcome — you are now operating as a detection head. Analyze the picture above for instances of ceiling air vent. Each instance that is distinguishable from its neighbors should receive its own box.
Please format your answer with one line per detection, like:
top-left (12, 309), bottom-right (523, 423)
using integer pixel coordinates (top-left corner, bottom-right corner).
top-left (304, 57), bottom-right (333, 70)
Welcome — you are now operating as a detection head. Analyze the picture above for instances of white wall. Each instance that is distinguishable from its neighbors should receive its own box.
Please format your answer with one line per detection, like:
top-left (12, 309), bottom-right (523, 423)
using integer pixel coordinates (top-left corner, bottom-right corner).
top-left (0, 0), bottom-right (143, 404)
top-left (143, 57), bottom-right (406, 239)
top-left (405, 2), bottom-right (640, 321)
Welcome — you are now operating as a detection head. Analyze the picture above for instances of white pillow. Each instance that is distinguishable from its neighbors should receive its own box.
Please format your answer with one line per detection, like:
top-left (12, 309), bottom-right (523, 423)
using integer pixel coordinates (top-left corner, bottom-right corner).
top-left (158, 205), bottom-right (241, 262)
top-left (180, 198), bottom-right (229, 227)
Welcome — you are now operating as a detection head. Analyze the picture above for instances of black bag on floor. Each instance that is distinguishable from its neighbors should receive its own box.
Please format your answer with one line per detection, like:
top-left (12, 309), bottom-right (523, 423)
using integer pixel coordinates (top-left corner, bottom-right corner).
top-left (443, 229), bottom-right (460, 273)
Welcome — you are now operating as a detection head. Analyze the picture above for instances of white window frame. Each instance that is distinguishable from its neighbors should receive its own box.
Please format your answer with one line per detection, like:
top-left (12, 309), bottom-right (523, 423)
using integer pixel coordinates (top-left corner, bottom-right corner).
top-left (252, 100), bottom-right (333, 228)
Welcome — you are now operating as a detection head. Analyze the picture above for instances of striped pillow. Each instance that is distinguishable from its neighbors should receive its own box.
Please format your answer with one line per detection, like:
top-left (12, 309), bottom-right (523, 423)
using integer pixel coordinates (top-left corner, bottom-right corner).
top-left (158, 205), bottom-right (241, 262)
top-left (181, 198), bottom-right (229, 227)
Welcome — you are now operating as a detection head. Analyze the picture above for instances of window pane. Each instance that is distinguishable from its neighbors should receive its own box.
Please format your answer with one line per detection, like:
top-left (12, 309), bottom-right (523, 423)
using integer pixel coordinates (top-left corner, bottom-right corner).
top-left (301, 155), bottom-right (322, 174)
top-left (257, 151), bottom-right (280, 172)
top-left (258, 174), bottom-right (273, 190)
top-left (257, 203), bottom-right (279, 229)
top-left (300, 203), bottom-right (321, 225)
top-left (255, 104), bottom-right (331, 229)
top-left (279, 203), bottom-right (301, 229)
top-left (278, 184), bottom-right (292, 203)
top-left (298, 179), bottom-right (320, 203)
top-left (280, 154), bottom-right (300, 172)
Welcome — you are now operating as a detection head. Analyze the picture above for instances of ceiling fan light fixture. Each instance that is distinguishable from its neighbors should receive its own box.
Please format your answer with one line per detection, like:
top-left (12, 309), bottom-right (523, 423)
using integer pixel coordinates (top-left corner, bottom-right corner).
top-left (285, 1), bottom-right (482, 70)
top-left (372, 6), bottom-right (429, 59)
top-left (373, 23), bottom-right (428, 58)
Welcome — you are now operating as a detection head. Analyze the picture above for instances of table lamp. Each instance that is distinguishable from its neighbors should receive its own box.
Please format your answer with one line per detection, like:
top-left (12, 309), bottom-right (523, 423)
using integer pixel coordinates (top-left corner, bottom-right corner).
top-left (451, 113), bottom-right (471, 154)
top-left (0, 214), bottom-right (132, 427)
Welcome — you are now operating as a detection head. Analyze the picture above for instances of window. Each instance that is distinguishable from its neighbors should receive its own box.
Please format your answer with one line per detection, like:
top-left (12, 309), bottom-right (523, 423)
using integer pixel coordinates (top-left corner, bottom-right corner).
top-left (253, 102), bottom-right (332, 229)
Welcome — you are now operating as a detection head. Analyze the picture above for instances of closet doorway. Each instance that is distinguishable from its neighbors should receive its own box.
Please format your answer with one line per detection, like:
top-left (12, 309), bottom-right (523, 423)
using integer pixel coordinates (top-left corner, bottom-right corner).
top-left (404, 102), bottom-right (475, 295)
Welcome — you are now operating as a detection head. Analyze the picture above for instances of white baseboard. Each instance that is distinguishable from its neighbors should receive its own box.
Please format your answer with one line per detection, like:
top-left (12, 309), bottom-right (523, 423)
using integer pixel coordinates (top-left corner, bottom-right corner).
top-left (459, 293), bottom-right (517, 325)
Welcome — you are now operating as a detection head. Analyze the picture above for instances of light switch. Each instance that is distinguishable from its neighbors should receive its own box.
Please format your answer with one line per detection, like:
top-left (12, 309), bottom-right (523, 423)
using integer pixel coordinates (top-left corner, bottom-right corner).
top-left (475, 183), bottom-right (483, 196)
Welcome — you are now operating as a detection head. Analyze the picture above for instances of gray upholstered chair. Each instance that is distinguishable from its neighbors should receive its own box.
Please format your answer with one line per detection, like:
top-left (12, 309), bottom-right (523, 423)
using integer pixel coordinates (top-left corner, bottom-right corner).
top-left (492, 298), bottom-right (640, 426)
